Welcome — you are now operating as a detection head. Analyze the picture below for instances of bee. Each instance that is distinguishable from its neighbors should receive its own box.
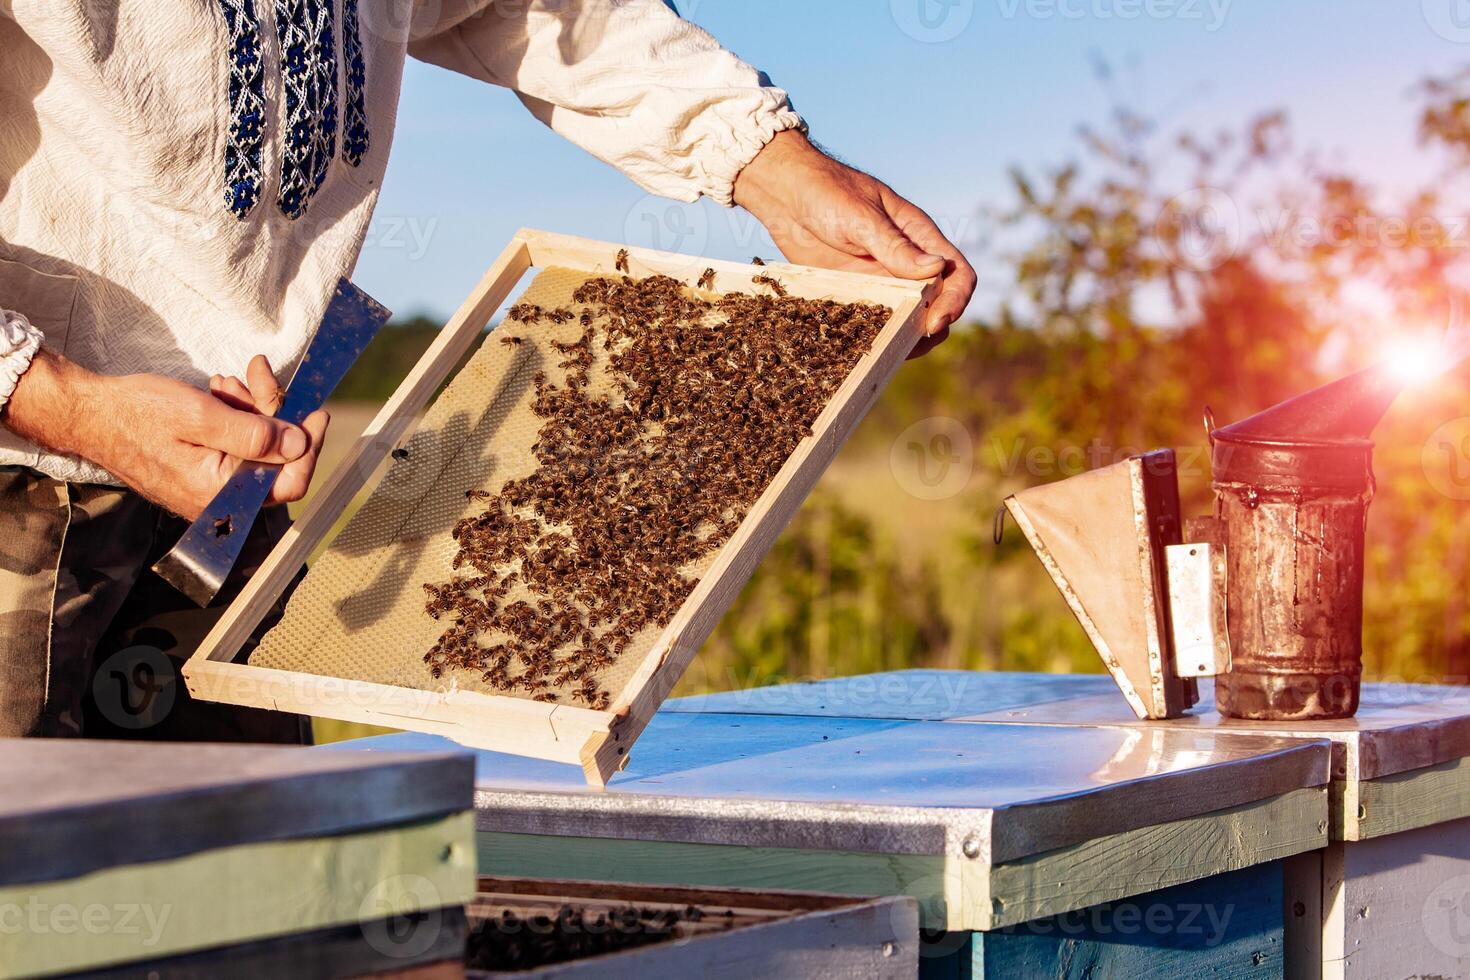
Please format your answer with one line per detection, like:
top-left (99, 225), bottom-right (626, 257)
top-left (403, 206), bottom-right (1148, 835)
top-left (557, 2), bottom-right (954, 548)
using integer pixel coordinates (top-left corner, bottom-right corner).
top-left (697, 268), bottom-right (716, 290)
top-left (751, 256), bottom-right (766, 266)
top-left (499, 334), bottom-right (523, 347)
top-left (615, 248), bottom-right (630, 273)
top-left (574, 676), bottom-right (602, 705)
top-left (753, 274), bottom-right (788, 298)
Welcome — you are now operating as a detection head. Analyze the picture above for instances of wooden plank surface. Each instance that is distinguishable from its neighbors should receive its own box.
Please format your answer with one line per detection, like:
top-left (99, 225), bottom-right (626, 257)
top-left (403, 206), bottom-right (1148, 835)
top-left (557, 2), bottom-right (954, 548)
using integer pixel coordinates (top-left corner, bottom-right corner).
top-left (472, 787), bottom-right (1326, 933)
top-left (1282, 851), bottom-right (1324, 980)
top-left (1331, 816), bottom-right (1470, 978)
top-left (0, 738), bottom-right (472, 886)
top-left (185, 659), bottom-right (605, 767)
top-left (475, 831), bottom-right (945, 915)
top-left (983, 787), bottom-right (1326, 929)
top-left (0, 811), bottom-right (475, 978)
top-left (513, 895), bottom-right (918, 980)
top-left (970, 862), bottom-right (1286, 979)
top-left (72, 909), bottom-right (468, 980)
top-left (1348, 754), bottom-right (1470, 839)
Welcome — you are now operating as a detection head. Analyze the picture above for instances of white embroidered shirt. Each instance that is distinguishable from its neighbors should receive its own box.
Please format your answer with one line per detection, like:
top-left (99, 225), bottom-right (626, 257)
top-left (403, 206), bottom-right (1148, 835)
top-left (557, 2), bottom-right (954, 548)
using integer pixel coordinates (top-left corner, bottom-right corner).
top-left (0, 0), bottom-right (802, 483)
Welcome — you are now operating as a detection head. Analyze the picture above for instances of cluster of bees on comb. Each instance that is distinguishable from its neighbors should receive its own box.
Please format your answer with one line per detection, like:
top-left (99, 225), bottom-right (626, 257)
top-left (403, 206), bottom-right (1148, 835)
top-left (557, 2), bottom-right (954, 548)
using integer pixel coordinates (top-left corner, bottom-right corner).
top-left (421, 254), bottom-right (892, 709)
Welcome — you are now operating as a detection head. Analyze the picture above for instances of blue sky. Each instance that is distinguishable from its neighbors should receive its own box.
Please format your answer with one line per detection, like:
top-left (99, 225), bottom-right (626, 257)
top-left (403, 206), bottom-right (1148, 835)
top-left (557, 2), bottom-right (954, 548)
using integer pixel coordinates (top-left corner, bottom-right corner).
top-left (353, 0), bottom-right (1470, 321)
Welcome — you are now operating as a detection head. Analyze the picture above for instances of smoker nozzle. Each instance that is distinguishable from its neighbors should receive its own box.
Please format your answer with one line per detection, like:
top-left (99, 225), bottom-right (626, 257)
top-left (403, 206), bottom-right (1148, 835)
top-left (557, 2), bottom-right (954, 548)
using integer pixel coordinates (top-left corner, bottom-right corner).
top-left (1212, 366), bottom-right (1403, 445)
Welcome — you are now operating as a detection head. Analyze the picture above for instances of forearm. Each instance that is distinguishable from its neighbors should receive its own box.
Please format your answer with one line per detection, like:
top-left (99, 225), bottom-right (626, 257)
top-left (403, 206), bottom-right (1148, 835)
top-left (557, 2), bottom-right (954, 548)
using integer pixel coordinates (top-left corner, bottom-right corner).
top-left (6, 347), bottom-right (318, 518)
top-left (732, 130), bottom-right (829, 218)
top-left (5, 348), bottom-right (109, 461)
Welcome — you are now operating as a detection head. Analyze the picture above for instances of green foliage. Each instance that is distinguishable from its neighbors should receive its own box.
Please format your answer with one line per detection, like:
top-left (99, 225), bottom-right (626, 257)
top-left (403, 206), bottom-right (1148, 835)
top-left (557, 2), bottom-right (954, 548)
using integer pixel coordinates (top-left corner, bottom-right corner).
top-left (331, 316), bottom-right (440, 401)
top-left (693, 65), bottom-right (1470, 691)
top-left (697, 492), bottom-right (950, 691)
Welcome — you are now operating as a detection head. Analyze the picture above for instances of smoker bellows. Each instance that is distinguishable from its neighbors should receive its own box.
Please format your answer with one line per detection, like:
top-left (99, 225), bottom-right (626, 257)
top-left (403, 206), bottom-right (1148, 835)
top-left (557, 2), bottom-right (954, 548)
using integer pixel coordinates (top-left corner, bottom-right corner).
top-left (1005, 364), bottom-right (1413, 722)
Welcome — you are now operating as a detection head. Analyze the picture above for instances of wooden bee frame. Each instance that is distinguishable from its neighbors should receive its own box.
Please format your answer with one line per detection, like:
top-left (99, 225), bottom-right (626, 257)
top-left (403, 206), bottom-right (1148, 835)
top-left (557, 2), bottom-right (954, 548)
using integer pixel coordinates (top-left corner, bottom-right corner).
top-left (183, 229), bottom-right (935, 786)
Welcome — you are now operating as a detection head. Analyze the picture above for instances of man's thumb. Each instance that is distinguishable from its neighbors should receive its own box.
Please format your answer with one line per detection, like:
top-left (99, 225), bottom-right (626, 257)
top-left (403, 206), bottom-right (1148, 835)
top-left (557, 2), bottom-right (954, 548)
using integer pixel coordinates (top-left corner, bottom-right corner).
top-left (206, 402), bottom-right (307, 463)
top-left (858, 215), bottom-right (946, 280)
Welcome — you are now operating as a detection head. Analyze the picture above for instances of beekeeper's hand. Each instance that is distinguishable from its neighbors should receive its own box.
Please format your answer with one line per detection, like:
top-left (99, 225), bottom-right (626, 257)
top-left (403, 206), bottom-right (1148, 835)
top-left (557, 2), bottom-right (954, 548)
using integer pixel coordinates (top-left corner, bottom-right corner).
top-left (733, 131), bottom-right (977, 358)
top-left (5, 349), bottom-right (325, 519)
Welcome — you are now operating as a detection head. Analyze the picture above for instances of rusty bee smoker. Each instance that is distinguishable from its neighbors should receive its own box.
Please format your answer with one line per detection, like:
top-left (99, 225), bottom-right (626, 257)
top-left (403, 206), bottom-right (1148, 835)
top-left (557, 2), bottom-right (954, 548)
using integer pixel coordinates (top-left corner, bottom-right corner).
top-left (1006, 360), bottom-right (1435, 722)
top-left (1197, 368), bottom-right (1406, 720)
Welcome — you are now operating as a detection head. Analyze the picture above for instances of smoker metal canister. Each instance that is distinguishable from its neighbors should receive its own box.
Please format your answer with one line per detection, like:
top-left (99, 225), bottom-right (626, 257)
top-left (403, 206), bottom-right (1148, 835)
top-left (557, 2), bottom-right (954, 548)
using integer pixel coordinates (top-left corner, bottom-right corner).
top-left (1208, 433), bottom-right (1375, 720)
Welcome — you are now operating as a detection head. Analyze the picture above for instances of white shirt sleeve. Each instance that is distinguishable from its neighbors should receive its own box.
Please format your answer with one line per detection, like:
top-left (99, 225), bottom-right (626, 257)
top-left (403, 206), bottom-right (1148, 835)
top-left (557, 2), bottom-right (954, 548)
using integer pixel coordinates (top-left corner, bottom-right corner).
top-left (409, 0), bottom-right (806, 205)
top-left (0, 310), bottom-right (43, 414)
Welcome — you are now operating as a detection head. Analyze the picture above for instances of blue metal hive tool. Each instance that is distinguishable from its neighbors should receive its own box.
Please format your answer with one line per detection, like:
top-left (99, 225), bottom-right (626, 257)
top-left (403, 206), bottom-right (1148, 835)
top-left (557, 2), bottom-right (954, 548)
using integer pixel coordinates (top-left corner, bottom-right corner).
top-left (152, 279), bottom-right (391, 607)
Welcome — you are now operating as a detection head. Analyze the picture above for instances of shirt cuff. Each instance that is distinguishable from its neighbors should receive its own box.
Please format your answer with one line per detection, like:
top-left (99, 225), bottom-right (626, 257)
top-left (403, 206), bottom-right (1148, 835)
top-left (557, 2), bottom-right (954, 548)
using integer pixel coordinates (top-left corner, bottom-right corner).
top-left (701, 104), bottom-right (808, 208)
top-left (0, 310), bottom-right (45, 413)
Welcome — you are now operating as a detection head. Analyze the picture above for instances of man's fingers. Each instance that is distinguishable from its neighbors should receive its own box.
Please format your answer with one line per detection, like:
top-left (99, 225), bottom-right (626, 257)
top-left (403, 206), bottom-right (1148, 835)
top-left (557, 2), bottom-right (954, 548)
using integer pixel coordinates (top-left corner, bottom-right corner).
top-left (853, 209), bottom-right (947, 281)
top-left (270, 408), bottom-right (329, 504)
top-left (209, 375), bottom-right (256, 412)
top-left (245, 355), bottom-right (283, 416)
top-left (883, 194), bottom-right (978, 336)
top-left (195, 396), bottom-right (308, 463)
top-left (925, 262), bottom-right (978, 336)
top-left (908, 323), bottom-right (950, 360)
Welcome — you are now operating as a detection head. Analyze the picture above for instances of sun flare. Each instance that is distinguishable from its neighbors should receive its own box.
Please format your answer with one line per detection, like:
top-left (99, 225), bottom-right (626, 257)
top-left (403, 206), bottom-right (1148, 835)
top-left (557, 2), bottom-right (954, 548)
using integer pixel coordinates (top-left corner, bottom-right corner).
top-left (1383, 335), bottom-right (1448, 387)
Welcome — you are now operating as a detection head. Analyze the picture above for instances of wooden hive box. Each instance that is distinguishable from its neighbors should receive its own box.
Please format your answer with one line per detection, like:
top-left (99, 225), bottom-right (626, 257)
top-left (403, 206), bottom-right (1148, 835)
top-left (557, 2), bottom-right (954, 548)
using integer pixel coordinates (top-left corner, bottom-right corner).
top-left (0, 739), bottom-right (475, 977)
top-left (184, 230), bottom-right (935, 786)
top-left (464, 877), bottom-right (916, 978)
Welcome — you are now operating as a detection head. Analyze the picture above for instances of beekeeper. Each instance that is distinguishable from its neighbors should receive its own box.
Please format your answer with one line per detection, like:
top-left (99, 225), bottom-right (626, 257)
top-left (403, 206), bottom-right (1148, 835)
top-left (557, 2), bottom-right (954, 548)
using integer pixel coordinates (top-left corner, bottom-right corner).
top-left (0, 1), bottom-right (975, 742)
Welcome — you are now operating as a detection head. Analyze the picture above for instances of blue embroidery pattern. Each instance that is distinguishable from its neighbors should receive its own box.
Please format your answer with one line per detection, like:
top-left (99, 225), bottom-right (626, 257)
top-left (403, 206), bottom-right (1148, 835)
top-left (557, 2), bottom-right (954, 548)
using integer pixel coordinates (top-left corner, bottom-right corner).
top-left (341, 0), bottom-right (370, 166)
top-left (219, 0), bottom-right (265, 219)
top-left (274, 0), bottom-right (338, 220)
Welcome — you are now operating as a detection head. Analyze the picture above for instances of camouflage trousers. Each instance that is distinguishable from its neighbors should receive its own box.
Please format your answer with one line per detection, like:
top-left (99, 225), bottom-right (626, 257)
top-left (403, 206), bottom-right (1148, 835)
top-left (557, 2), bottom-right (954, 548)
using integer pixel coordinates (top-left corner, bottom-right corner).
top-left (0, 466), bottom-right (309, 743)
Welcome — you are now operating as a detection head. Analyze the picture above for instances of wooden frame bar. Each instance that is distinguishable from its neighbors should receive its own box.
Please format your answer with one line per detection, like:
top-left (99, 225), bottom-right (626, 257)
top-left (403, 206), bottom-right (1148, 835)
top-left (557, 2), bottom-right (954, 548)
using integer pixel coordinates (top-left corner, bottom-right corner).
top-left (184, 229), bottom-right (934, 786)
